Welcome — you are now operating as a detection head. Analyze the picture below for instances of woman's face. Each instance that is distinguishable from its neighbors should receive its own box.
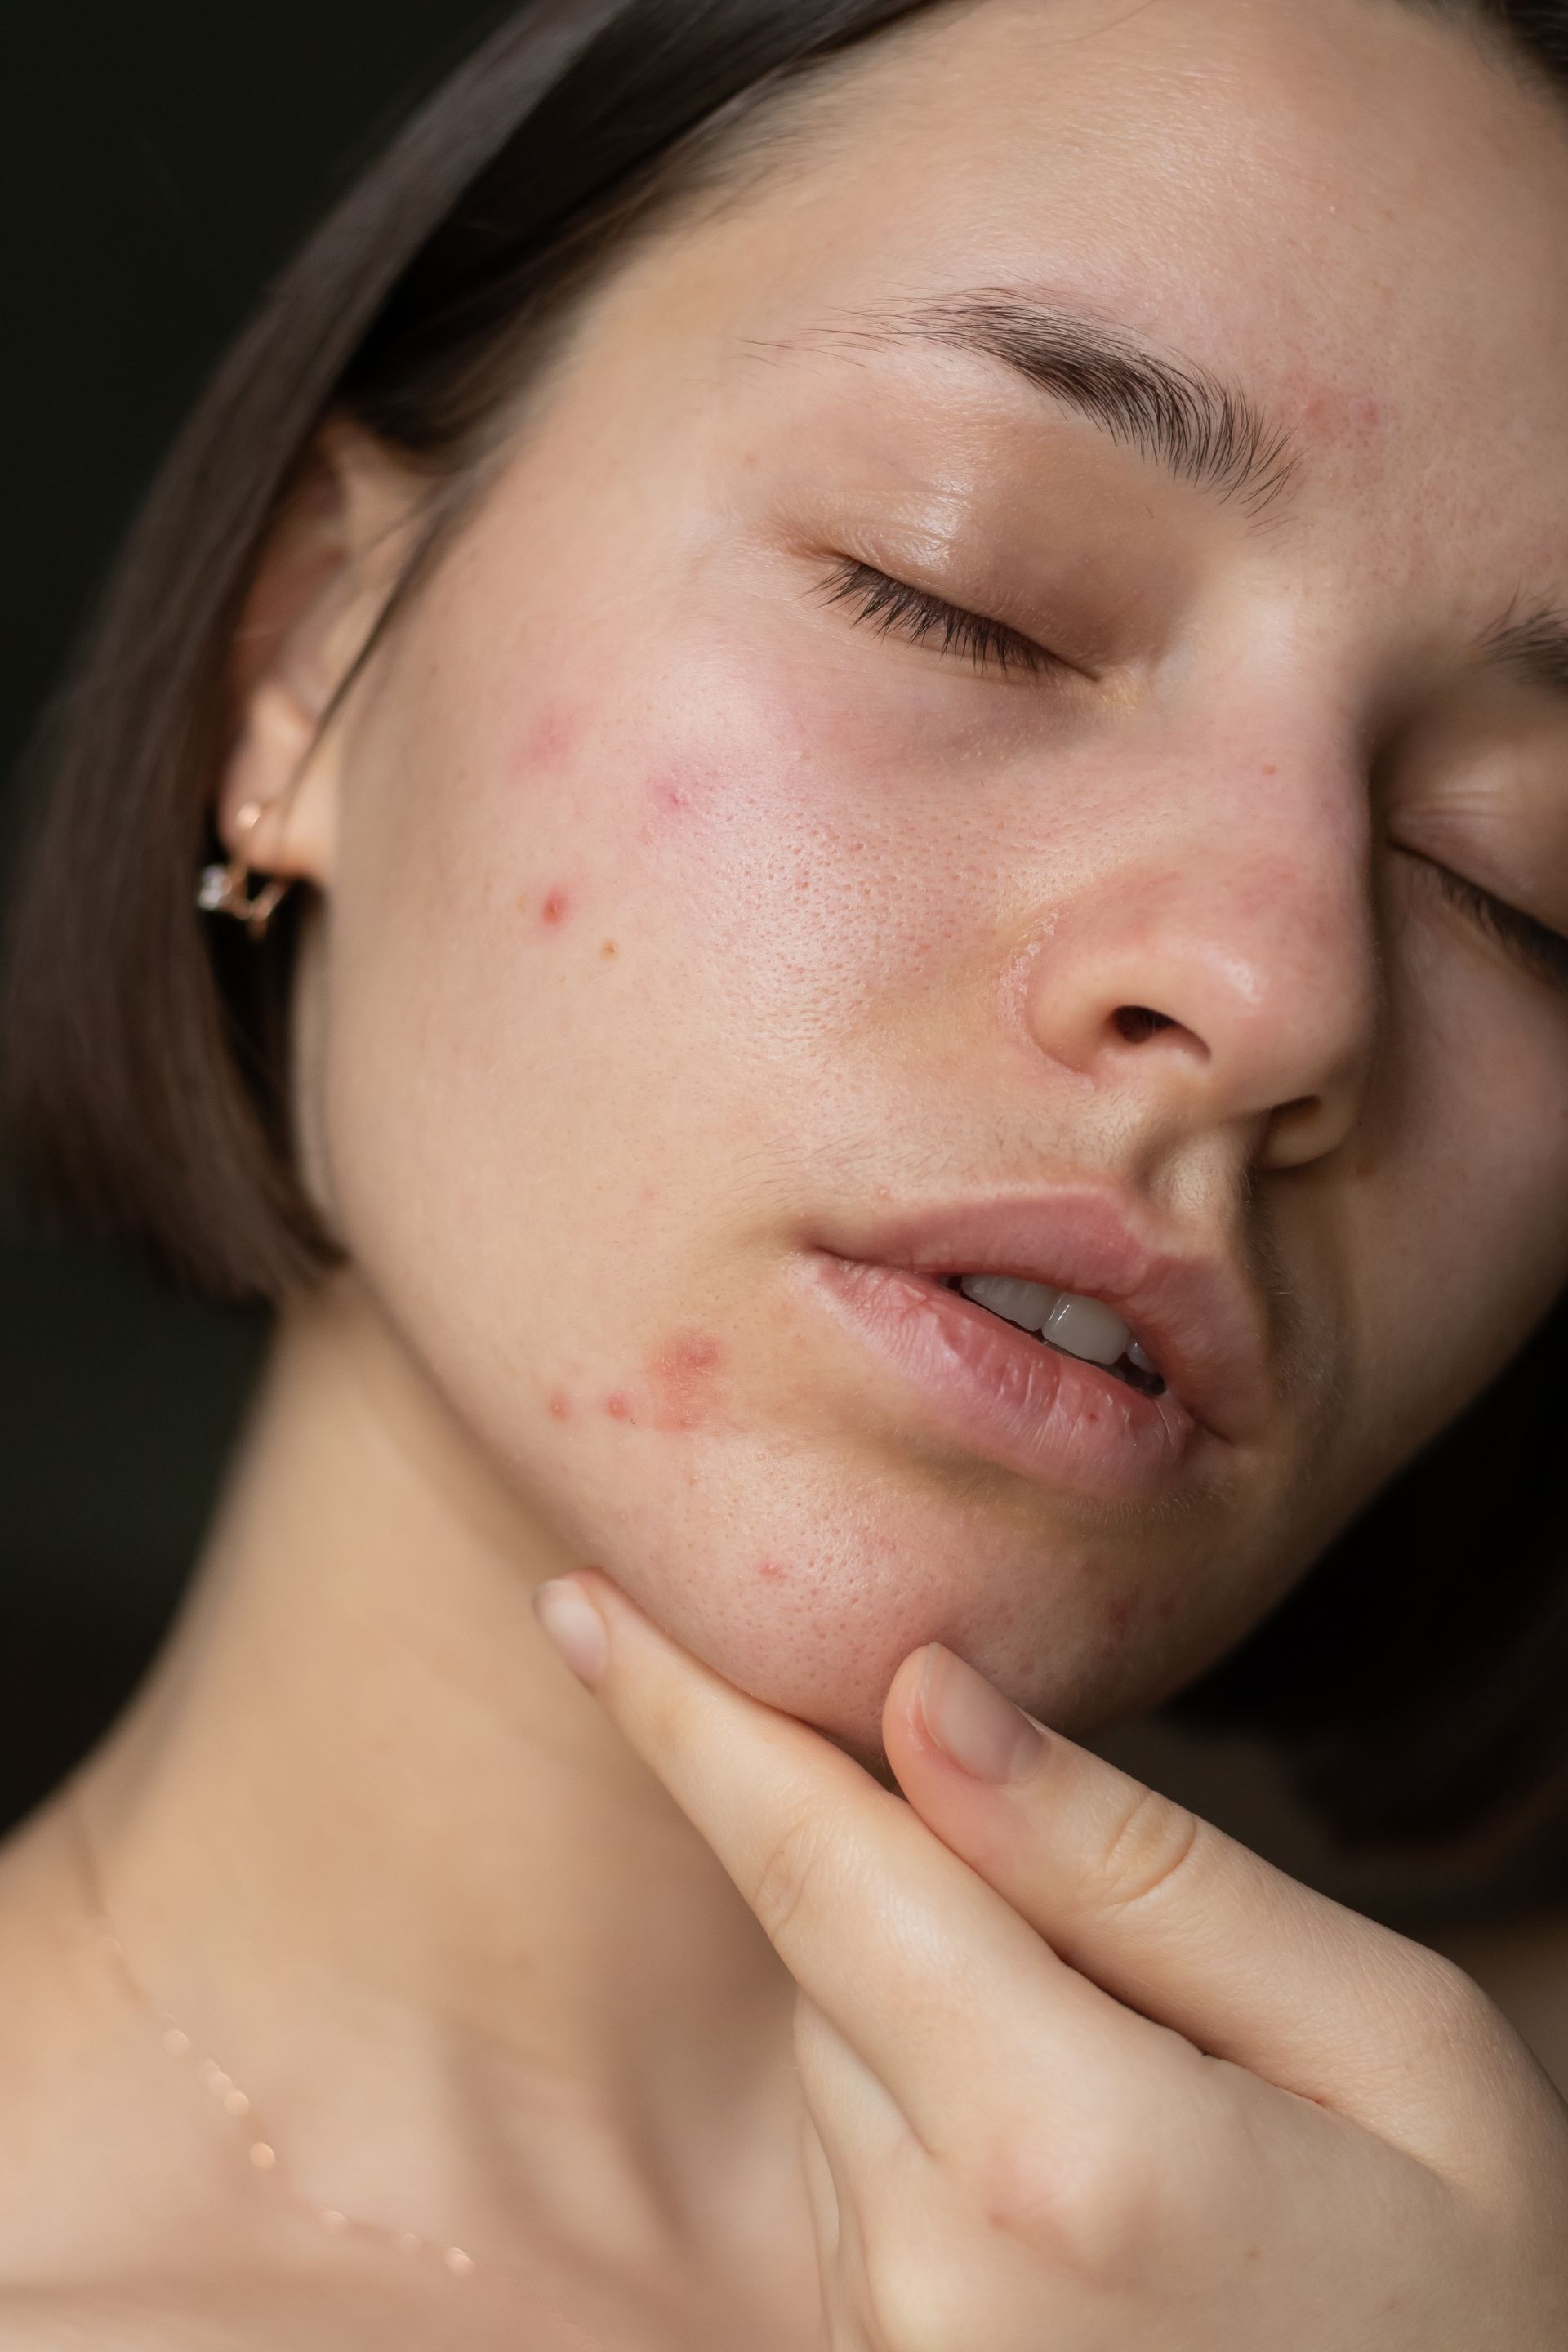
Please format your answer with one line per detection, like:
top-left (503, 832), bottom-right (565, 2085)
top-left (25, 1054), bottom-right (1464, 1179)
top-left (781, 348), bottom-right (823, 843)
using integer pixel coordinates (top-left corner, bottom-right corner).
top-left (288, 0), bottom-right (1568, 1750)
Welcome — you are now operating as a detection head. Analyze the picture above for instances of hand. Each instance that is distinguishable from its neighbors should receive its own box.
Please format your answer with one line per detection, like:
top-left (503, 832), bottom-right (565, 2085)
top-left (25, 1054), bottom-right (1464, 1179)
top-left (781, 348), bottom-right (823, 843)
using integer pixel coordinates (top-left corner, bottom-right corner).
top-left (533, 1571), bottom-right (1568, 2350)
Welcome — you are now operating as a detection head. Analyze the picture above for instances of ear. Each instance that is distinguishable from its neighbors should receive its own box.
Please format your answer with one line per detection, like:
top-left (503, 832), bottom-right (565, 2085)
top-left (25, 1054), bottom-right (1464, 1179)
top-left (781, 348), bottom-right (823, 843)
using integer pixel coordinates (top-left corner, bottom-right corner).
top-left (217, 421), bottom-right (422, 889)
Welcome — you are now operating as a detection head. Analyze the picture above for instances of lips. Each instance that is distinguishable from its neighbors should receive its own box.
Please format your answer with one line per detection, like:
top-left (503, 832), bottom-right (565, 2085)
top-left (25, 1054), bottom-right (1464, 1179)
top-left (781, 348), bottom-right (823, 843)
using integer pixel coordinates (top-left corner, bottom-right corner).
top-left (803, 1188), bottom-right (1269, 1497)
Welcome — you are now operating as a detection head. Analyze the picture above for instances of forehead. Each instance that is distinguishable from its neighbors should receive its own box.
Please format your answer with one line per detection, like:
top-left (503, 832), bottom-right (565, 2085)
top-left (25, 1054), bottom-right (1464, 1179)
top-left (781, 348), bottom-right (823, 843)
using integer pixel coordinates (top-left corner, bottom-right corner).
top-left (628, 0), bottom-right (1568, 564)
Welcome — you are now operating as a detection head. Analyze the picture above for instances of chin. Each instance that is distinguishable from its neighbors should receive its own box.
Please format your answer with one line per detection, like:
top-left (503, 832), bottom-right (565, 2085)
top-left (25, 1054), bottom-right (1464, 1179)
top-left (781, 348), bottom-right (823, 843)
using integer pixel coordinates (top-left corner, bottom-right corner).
top-left (571, 1438), bottom-right (1245, 1759)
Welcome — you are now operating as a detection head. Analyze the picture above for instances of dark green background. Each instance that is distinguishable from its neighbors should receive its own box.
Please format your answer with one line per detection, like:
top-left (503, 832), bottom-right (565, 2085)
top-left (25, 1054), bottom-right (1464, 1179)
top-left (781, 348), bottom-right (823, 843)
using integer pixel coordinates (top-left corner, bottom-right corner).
top-left (0, 2), bottom-right (511, 1833)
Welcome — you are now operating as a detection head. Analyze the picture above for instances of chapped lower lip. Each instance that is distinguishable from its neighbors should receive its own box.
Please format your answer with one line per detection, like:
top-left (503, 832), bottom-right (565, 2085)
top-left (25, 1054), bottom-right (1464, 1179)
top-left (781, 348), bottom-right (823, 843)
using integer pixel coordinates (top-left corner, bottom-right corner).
top-left (809, 1253), bottom-right (1203, 1499)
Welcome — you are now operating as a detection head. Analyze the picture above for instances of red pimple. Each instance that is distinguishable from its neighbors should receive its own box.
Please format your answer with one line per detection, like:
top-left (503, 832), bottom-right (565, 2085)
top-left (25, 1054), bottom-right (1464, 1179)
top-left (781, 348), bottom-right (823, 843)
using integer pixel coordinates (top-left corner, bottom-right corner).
top-left (661, 1334), bottom-right (722, 1377)
top-left (604, 1392), bottom-right (634, 1422)
top-left (541, 889), bottom-right (571, 927)
top-left (644, 1330), bottom-right (726, 1432)
top-left (520, 705), bottom-right (581, 772)
top-left (755, 1558), bottom-right (786, 1585)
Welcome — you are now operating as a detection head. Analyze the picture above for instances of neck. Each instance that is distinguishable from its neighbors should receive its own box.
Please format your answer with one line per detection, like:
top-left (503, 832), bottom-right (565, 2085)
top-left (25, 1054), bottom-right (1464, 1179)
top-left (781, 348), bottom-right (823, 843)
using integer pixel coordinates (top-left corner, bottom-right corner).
top-left (77, 1272), bottom-right (804, 2276)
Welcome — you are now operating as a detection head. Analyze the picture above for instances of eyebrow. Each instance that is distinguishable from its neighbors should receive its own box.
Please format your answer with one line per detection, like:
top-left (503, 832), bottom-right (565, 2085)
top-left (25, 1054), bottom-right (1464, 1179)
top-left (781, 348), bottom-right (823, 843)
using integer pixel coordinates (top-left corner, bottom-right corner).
top-left (1481, 604), bottom-right (1568, 705)
top-left (753, 291), bottom-right (1301, 518)
top-left (752, 292), bottom-right (1568, 704)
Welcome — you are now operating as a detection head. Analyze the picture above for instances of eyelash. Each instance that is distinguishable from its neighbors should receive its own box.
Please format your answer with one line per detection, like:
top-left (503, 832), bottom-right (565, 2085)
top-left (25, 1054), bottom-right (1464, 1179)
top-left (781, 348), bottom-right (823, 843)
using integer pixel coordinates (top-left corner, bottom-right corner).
top-left (1425, 862), bottom-right (1568, 1000)
top-left (822, 561), bottom-right (1568, 1001)
top-left (820, 559), bottom-right (1062, 679)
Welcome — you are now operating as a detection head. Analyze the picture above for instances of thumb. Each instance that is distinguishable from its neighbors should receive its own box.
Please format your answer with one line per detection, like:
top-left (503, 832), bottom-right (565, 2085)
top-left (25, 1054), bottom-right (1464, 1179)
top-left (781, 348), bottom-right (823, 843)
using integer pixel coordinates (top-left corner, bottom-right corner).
top-left (882, 1642), bottom-right (1512, 2155)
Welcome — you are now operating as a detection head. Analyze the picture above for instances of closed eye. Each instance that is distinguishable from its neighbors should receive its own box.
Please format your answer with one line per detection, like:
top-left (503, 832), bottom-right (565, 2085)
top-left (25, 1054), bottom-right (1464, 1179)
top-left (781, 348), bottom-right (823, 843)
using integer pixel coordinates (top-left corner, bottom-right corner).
top-left (818, 559), bottom-right (1068, 680)
top-left (1415, 854), bottom-right (1568, 999)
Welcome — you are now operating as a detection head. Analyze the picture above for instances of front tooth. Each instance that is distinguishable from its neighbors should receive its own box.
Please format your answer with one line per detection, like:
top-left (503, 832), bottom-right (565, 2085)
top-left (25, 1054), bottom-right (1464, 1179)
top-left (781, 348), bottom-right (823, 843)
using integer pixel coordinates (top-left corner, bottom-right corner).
top-left (959, 1275), bottom-right (1061, 1335)
top-left (1043, 1291), bottom-right (1133, 1367)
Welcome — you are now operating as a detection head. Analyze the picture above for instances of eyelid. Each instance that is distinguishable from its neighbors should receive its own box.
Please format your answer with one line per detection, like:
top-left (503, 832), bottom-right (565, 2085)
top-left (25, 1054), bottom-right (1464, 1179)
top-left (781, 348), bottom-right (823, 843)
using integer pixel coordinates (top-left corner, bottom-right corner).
top-left (1419, 854), bottom-right (1568, 997)
top-left (817, 557), bottom-right (1069, 681)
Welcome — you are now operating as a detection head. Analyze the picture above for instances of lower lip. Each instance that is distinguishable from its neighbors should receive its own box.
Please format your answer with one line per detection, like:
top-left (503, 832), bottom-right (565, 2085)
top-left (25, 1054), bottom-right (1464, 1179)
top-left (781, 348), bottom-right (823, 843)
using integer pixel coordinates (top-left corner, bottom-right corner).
top-left (808, 1255), bottom-right (1201, 1499)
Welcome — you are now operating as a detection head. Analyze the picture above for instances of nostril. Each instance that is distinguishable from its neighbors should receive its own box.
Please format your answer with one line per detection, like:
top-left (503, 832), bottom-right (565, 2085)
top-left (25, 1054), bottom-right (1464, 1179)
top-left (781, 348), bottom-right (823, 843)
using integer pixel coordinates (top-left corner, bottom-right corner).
top-left (1114, 1004), bottom-right (1178, 1045)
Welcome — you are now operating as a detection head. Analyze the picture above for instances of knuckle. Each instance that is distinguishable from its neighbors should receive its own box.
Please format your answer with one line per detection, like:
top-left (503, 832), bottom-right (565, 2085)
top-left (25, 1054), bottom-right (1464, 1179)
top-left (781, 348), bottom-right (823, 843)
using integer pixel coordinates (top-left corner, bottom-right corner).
top-left (971, 2110), bottom-right (1160, 2283)
top-left (1087, 1779), bottom-right (1205, 1916)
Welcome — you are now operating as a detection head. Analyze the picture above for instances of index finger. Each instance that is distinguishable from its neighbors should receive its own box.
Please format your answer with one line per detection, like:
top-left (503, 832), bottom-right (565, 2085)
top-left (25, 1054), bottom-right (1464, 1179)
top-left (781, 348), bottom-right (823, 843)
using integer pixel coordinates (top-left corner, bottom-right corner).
top-left (532, 1570), bottom-right (1188, 2153)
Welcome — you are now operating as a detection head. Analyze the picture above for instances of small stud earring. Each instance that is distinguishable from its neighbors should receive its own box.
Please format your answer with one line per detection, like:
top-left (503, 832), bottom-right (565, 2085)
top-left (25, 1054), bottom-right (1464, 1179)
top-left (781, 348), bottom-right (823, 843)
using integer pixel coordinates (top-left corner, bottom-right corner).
top-left (197, 800), bottom-right (293, 942)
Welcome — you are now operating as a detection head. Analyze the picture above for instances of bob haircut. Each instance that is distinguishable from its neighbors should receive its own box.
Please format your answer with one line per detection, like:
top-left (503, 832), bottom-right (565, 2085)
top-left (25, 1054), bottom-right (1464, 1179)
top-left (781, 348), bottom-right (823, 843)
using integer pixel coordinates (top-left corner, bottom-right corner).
top-left (5, 0), bottom-right (1568, 1870)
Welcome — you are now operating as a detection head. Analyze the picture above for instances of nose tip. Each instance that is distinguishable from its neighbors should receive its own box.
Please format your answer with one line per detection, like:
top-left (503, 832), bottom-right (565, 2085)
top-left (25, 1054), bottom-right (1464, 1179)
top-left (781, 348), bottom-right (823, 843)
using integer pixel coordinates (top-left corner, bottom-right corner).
top-left (1024, 880), bottom-right (1377, 1169)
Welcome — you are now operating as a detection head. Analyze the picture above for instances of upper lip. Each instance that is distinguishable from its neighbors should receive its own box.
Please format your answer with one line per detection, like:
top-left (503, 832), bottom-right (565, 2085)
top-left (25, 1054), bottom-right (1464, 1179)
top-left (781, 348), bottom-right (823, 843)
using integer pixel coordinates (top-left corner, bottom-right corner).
top-left (813, 1186), bottom-right (1272, 1442)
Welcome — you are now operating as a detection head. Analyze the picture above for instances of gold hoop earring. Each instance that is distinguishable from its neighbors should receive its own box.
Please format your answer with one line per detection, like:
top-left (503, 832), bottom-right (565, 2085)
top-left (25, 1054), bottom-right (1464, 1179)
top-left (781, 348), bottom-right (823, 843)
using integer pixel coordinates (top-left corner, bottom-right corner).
top-left (197, 801), bottom-right (293, 942)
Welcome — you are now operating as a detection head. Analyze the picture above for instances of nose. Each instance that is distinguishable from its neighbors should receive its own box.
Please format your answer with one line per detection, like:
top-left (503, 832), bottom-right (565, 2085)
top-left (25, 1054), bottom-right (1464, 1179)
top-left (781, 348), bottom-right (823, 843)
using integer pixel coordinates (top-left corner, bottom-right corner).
top-left (1020, 753), bottom-right (1379, 1171)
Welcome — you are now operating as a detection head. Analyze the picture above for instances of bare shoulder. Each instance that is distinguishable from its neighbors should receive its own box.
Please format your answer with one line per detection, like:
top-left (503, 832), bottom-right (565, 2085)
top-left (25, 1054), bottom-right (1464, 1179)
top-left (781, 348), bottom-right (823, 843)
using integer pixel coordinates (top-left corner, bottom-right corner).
top-left (0, 1797), bottom-right (114, 2176)
top-left (0, 2276), bottom-right (451, 2351)
top-left (0, 2272), bottom-right (599, 2352)
top-left (0, 2283), bottom-right (230, 2350)
top-left (0, 1800), bottom-right (228, 2299)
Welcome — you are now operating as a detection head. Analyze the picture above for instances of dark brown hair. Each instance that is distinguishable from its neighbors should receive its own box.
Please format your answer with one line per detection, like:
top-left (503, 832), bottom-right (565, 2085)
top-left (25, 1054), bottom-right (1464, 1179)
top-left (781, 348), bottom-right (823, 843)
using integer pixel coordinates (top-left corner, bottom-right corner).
top-left (4, 0), bottom-right (1568, 1863)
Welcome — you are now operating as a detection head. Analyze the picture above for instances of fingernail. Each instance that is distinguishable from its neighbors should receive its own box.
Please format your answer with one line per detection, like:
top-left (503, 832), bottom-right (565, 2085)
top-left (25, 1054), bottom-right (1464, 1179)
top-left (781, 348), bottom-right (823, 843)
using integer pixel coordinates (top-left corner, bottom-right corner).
top-left (533, 1579), bottom-right (608, 1686)
top-left (918, 1645), bottom-right (1045, 1785)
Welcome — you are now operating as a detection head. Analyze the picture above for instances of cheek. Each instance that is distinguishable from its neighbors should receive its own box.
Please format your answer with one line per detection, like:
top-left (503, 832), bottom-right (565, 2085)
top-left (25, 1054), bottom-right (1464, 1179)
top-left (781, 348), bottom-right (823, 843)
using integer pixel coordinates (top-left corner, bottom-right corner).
top-left (305, 586), bottom-right (1307, 1741)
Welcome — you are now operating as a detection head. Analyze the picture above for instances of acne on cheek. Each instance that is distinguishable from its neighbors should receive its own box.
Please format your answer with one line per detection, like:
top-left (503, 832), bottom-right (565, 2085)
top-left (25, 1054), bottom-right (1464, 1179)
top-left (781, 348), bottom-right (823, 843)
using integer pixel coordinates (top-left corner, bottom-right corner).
top-left (519, 702), bottom-right (586, 773)
top-left (647, 773), bottom-right (697, 817)
top-left (1104, 1584), bottom-right (1187, 1646)
top-left (637, 766), bottom-right (724, 847)
top-left (542, 1333), bottom-right (730, 1438)
top-left (646, 1332), bottom-right (727, 1432)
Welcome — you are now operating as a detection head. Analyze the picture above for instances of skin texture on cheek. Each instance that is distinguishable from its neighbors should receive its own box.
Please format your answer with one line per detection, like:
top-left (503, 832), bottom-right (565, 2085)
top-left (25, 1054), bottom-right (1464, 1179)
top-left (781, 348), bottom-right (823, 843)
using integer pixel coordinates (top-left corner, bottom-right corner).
top-left (591, 1334), bottom-right (730, 1436)
top-left (647, 1331), bottom-right (727, 1432)
top-left (519, 702), bottom-right (586, 773)
top-left (648, 773), bottom-right (698, 817)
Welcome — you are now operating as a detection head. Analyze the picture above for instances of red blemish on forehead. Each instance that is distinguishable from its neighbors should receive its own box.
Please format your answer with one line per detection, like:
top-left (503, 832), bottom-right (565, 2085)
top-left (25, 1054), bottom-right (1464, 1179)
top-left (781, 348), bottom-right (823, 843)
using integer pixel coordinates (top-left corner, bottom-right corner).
top-left (541, 890), bottom-right (571, 926)
top-left (1297, 387), bottom-right (1383, 441)
top-left (547, 1389), bottom-right (572, 1421)
top-left (604, 1392), bottom-right (635, 1423)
